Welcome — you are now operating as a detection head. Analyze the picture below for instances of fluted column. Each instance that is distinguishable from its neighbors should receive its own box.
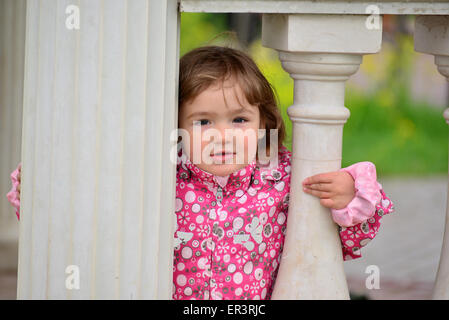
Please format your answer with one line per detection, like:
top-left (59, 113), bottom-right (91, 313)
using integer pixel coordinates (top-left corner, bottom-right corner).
top-left (415, 15), bottom-right (449, 300)
top-left (0, 0), bottom-right (25, 271)
top-left (17, 0), bottom-right (179, 299)
top-left (262, 14), bottom-right (382, 299)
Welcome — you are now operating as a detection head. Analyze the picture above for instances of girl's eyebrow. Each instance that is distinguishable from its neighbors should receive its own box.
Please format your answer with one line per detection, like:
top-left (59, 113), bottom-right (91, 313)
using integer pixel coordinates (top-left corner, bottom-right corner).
top-left (187, 107), bottom-right (254, 119)
top-left (187, 111), bottom-right (216, 119)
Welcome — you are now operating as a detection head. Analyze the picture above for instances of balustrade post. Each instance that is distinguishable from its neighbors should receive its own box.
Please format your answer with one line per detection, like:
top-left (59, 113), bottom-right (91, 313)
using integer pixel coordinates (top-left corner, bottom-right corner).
top-left (415, 15), bottom-right (449, 300)
top-left (262, 13), bottom-right (382, 299)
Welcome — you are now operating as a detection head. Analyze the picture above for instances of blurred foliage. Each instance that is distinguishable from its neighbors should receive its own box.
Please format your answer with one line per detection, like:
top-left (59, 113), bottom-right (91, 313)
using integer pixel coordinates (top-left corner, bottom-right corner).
top-left (180, 13), bottom-right (229, 56)
top-left (180, 13), bottom-right (448, 177)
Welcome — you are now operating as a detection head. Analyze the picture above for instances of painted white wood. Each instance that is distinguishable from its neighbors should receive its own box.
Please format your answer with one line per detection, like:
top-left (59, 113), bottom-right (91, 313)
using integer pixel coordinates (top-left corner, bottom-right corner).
top-left (415, 15), bottom-right (449, 300)
top-left (181, 0), bottom-right (449, 14)
top-left (0, 0), bottom-right (25, 270)
top-left (262, 14), bottom-right (382, 299)
top-left (17, 0), bottom-right (179, 299)
top-left (262, 14), bottom-right (381, 54)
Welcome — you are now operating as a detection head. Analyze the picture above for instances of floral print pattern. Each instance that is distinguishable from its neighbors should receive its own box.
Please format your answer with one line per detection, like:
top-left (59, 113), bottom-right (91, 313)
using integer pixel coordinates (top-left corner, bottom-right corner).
top-left (172, 145), bottom-right (394, 300)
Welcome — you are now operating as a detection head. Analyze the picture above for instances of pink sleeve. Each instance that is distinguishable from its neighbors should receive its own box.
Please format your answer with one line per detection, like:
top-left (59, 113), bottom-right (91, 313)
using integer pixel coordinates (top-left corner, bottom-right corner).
top-left (339, 189), bottom-right (394, 260)
top-left (6, 162), bottom-right (21, 221)
top-left (330, 161), bottom-right (382, 227)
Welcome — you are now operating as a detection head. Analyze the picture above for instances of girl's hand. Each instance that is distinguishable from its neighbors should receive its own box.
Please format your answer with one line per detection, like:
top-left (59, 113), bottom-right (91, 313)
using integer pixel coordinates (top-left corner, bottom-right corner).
top-left (17, 165), bottom-right (21, 199)
top-left (302, 171), bottom-right (355, 210)
top-left (6, 162), bottom-right (22, 220)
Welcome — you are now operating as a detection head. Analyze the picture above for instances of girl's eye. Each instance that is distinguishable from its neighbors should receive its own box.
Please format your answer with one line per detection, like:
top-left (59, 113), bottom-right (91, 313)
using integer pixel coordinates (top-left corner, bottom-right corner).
top-left (233, 117), bottom-right (248, 124)
top-left (193, 119), bottom-right (210, 126)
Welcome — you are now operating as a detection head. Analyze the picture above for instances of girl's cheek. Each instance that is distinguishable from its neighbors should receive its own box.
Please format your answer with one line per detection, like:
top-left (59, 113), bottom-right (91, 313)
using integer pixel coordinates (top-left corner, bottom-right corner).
top-left (235, 131), bottom-right (257, 162)
top-left (201, 140), bottom-right (213, 163)
top-left (244, 129), bottom-right (259, 146)
top-left (246, 135), bottom-right (258, 161)
top-left (186, 132), bottom-right (204, 163)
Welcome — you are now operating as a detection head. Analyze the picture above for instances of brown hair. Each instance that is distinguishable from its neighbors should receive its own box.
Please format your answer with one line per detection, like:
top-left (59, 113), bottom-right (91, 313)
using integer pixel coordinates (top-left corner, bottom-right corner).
top-left (178, 45), bottom-right (286, 155)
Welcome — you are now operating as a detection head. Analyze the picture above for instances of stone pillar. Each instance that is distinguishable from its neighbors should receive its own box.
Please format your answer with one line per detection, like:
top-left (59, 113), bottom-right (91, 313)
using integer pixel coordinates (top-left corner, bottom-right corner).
top-left (0, 0), bottom-right (25, 271)
top-left (17, 0), bottom-right (179, 299)
top-left (415, 15), bottom-right (449, 300)
top-left (262, 14), bottom-right (382, 299)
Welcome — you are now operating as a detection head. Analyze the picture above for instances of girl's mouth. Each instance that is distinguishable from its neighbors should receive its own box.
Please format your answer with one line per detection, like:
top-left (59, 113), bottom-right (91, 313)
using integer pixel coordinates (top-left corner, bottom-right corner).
top-left (210, 152), bottom-right (236, 162)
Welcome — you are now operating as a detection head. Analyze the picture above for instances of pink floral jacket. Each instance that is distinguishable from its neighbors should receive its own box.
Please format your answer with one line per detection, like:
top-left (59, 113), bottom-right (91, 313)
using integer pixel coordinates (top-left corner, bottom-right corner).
top-left (172, 145), bottom-right (394, 300)
top-left (7, 145), bottom-right (394, 300)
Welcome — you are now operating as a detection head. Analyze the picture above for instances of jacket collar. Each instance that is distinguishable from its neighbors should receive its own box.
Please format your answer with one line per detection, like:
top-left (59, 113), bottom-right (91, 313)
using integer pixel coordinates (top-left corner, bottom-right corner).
top-left (177, 147), bottom-right (257, 194)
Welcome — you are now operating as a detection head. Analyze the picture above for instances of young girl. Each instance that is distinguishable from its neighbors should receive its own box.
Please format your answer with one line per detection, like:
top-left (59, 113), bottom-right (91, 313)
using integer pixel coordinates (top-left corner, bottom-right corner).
top-left (7, 45), bottom-right (394, 300)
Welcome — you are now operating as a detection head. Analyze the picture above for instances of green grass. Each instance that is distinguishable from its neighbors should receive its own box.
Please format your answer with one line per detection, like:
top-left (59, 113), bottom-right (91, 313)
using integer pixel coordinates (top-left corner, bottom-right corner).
top-left (341, 90), bottom-right (448, 177)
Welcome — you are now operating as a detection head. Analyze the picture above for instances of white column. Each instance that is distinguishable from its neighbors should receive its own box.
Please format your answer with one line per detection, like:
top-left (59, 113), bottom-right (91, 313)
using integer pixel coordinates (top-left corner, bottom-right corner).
top-left (262, 14), bottom-right (382, 299)
top-left (17, 0), bottom-right (179, 299)
top-left (0, 0), bottom-right (25, 271)
top-left (415, 15), bottom-right (449, 300)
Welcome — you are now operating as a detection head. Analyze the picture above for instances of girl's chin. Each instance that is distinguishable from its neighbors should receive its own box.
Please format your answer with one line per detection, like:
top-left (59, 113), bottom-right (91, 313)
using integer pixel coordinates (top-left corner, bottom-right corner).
top-left (199, 163), bottom-right (248, 177)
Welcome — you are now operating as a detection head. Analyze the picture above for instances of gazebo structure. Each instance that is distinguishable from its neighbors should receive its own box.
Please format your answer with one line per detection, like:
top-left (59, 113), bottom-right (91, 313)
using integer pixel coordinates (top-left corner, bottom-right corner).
top-left (0, 0), bottom-right (448, 299)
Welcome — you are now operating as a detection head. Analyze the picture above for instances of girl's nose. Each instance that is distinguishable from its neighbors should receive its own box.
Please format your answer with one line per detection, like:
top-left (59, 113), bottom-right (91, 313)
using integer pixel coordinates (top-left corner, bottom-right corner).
top-left (215, 123), bottom-right (233, 142)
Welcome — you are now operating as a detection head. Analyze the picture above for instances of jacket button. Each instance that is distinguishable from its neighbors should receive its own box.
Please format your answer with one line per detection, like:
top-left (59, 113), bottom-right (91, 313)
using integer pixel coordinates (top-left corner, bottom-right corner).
top-left (180, 172), bottom-right (188, 179)
top-left (272, 170), bottom-right (281, 180)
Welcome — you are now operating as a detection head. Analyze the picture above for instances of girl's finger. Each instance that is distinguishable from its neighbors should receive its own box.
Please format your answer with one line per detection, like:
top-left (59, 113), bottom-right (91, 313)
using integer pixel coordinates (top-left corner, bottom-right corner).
top-left (303, 187), bottom-right (332, 199)
top-left (307, 183), bottom-right (333, 192)
top-left (303, 173), bottom-right (334, 185)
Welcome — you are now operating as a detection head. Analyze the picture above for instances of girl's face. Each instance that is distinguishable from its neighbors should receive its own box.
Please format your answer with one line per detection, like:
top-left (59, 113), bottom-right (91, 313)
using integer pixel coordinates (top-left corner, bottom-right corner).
top-left (178, 78), bottom-right (263, 177)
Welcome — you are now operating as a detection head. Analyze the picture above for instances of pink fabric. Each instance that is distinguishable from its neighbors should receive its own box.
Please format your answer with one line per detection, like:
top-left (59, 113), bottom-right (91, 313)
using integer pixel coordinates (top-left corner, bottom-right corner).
top-left (173, 145), bottom-right (394, 300)
top-left (330, 161), bottom-right (382, 227)
top-left (339, 188), bottom-right (394, 260)
top-left (6, 162), bottom-right (21, 220)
